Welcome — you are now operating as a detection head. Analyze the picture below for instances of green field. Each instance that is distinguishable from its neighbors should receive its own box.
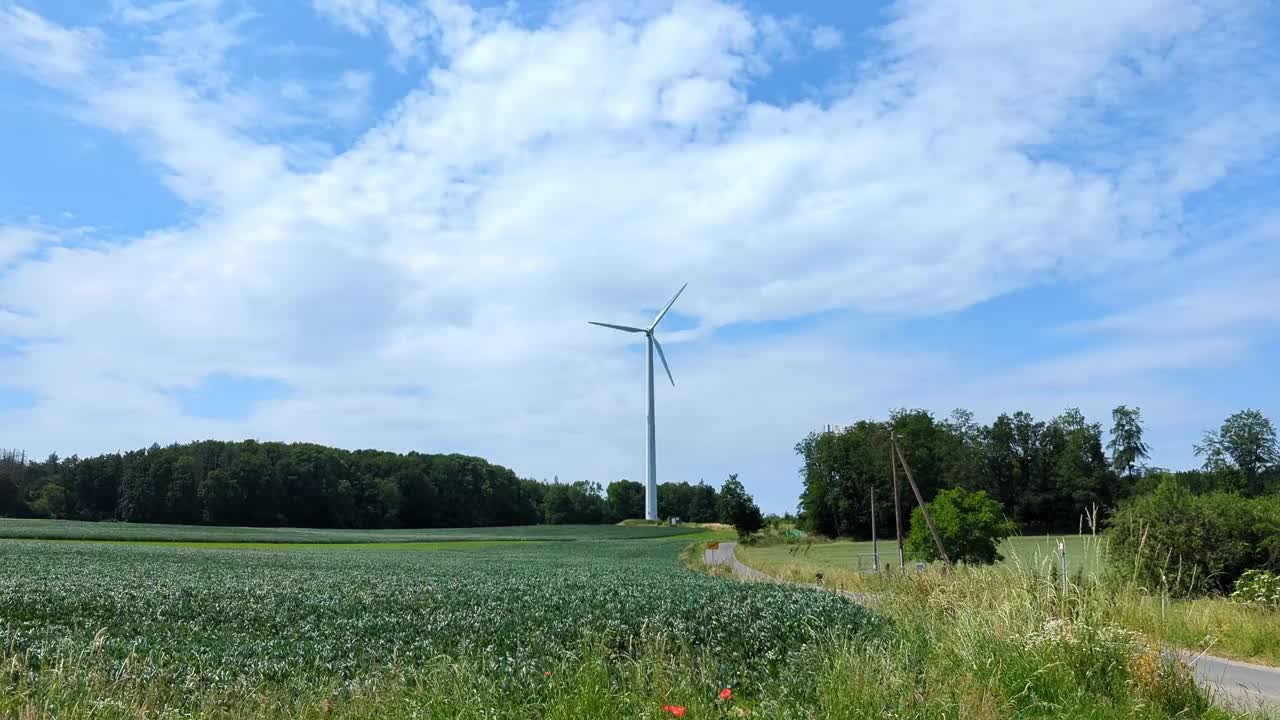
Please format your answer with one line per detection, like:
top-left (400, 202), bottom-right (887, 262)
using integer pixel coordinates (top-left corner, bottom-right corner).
top-left (0, 523), bottom-right (1233, 718)
top-left (745, 534), bottom-right (1106, 576)
top-left (0, 517), bottom-right (696, 543)
top-left (0, 528), bottom-right (882, 718)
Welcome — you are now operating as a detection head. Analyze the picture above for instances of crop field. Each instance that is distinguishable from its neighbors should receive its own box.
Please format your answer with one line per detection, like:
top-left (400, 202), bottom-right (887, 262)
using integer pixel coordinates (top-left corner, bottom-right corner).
top-left (0, 517), bottom-right (696, 543)
top-left (0, 530), bottom-right (884, 718)
top-left (0, 525), bottom-right (1235, 719)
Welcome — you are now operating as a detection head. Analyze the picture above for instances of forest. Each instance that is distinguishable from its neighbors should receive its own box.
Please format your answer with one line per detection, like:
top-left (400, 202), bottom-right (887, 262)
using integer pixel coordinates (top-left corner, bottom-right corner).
top-left (0, 439), bottom-right (725, 528)
top-left (796, 406), bottom-right (1280, 537)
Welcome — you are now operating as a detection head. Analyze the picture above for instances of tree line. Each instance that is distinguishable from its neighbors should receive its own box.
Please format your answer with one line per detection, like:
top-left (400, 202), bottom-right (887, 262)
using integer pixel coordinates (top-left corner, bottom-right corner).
top-left (796, 406), bottom-right (1280, 538)
top-left (0, 439), bottom-right (742, 528)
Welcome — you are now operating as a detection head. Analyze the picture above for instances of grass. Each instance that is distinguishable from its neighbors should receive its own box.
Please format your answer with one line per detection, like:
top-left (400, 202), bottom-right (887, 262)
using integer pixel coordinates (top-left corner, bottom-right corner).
top-left (739, 534), bottom-right (1280, 669)
top-left (0, 518), bottom-right (697, 543)
top-left (0, 524), bottom-right (1256, 718)
top-left (1111, 595), bottom-right (1280, 667)
top-left (742, 534), bottom-right (1103, 576)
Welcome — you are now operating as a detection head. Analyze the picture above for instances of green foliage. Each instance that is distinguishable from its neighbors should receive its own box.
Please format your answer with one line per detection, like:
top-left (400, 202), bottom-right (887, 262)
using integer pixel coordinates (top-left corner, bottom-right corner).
top-left (797, 407), bottom-right (1119, 538)
top-left (605, 479), bottom-right (645, 522)
top-left (657, 480), bottom-right (719, 522)
top-left (717, 474), bottom-right (765, 539)
top-left (905, 487), bottom-right (1015, 565)
top-left (0, 532), bottom-right (1227, 719)
top-left (1230, 569), bottom-right (1280, 607)
top-left (0, 536), bottom-right (880, 701)
top-left (1108, 405), bottom-right (1150, 479)
top-left (541, 480), bottom-right (606, 524)
top-left (0, 440), bottom-right (567, 529)
top-left (2, 442), bottom-right (726, 532)
top-left (1194, 409), bottom-right (1280, 495)
top-left (28, 481), bottom-right (68, 519)
top-left (1105, 478), bottom-right (1280, 595)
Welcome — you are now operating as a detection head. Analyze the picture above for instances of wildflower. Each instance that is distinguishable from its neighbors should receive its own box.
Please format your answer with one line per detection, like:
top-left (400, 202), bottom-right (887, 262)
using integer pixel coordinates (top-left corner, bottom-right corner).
top-left (719, 687), bottom-right (732, 701)
top-left (544, 671), bottom-right (552, 677)
top-left (661, 704), bottom-right (687, 717)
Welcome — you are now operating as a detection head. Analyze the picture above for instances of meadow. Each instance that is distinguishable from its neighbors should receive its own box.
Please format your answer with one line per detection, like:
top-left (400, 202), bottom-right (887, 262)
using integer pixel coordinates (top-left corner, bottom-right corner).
top-left (0, 523), bottom-right (1250, 719)
top-left (741, 534), bottom-right (1103, 576)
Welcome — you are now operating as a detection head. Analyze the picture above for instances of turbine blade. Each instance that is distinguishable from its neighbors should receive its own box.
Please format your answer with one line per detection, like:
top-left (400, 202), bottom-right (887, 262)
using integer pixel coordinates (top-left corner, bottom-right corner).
top-left (650, 282), bottom-right (687, 330)
top-left (653, 336), bottom-right (675, 387)
top-left (588, 321), bottom-right (645, 333)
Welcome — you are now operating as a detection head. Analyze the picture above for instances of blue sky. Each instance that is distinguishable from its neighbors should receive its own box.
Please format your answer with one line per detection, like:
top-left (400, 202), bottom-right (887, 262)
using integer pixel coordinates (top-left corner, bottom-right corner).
top-left (1, 0), bottom-right (1278, 513)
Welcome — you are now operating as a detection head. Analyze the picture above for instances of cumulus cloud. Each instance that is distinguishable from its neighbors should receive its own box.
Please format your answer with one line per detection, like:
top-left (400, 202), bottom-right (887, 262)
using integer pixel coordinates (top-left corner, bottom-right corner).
top-left (1, 0), bottom-right (1278, 510)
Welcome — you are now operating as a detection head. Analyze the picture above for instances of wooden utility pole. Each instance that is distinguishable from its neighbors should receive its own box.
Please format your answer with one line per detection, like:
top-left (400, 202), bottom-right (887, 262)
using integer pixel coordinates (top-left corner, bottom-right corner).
top-left (891, 443), bottom-right (904, 569)
top-left (891, 433), bottom-right (952, 567)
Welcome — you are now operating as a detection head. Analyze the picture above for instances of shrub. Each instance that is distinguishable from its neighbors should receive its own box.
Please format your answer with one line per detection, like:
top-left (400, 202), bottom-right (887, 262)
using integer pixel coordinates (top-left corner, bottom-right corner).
top-left (905, 487), bottom-right (1015, 565)
top-left (1231, 569), bottom-right (1280, 607)
top-left (1105, 478), bottom-right (1279, 596)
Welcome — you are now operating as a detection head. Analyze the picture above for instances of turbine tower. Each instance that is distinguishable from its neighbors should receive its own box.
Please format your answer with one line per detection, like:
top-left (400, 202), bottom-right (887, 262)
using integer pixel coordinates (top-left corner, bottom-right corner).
top-left (589, 283), bottom-right (686, 521)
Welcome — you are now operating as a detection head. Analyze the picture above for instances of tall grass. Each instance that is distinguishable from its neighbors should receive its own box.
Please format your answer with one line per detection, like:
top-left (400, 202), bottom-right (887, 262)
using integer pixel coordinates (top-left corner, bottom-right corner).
top-left (744, 532), bottom-right (1280, 668)
top-left (0, 613), bottom-right (1237, 720)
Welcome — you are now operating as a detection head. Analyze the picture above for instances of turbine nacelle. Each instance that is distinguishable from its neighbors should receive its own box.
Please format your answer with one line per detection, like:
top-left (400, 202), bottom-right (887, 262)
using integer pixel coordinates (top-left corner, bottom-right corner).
top-left (587, 282), bottom-right (685, 387)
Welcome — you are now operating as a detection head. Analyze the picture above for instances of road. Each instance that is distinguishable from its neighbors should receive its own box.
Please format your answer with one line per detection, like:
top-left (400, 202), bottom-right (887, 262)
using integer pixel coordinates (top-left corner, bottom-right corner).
top-left (704, 541), bottom-right (876, 604)
top-left (705, 541), bottom-right (1279, 711)
top-left (1185, 652), bottom-right (1280, 711)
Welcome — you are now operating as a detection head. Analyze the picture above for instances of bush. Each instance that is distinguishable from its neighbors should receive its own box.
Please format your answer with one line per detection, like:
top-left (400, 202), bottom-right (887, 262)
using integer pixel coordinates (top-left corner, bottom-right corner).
top-left (1105, 478), bottom-right (1280, 596)
top-left (1231, 569), bottom-right (1280, 607)
top-left (905, 487), bottom-right (1015, 565)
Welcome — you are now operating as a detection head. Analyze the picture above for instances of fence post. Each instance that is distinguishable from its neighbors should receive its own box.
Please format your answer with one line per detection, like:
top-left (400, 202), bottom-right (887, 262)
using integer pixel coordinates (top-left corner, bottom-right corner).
top-left (1058, 541), bottom-right (1068, 596)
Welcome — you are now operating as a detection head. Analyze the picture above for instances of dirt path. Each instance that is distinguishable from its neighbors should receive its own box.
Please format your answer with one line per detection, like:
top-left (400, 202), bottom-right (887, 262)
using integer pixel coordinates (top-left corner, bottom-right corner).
top-left (703, 541), bottom-right (875, 605)
top-left (705, 541), bottom-right (1279, 711)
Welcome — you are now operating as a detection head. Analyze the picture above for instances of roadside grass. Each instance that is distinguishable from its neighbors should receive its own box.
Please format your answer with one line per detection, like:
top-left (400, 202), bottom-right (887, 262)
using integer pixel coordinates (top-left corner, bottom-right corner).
top-left (0, 630), bottom-right (1234, 720)
top-left (680, 539), bottom-right (734, 579)
top-left (741, 534), bottom-right (1103, 575)
top-left (1110, 595), bottom-right (1280, 667)
top-left (738, 535), bottom-right (1280, 669)
top-left (734, 545), bottom-right (872, 592)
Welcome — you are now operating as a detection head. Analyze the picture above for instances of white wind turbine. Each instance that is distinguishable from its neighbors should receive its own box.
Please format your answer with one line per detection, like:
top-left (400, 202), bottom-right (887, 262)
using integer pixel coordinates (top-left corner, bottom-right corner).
top-left (589, 283), bottom-right (687, 521)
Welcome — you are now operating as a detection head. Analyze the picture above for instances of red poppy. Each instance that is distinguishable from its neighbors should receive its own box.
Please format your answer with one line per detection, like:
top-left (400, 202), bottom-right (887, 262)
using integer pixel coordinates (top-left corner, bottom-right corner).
top-left (661, 704), bottom-right (687, 718)
top-left (719, 687), bottom-right (732, 701)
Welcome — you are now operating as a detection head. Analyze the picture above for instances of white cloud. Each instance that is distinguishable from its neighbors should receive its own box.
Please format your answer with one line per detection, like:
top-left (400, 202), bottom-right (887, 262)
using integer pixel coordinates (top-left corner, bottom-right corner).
top-left (810, 25), bottom-right (841, 50)
top-left (0, 5), bottom-right (98, 79)
top-left (311, 0), bottom-right (435, 67)
top-left (1, 0), bottom-right (1278, 510)
top-left (0, 227), bottom-right (49, 267)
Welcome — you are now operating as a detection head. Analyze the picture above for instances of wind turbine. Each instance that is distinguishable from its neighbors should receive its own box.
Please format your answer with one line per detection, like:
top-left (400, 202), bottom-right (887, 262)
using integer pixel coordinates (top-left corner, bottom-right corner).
top-left (589, 283), bottom-right (687, 521)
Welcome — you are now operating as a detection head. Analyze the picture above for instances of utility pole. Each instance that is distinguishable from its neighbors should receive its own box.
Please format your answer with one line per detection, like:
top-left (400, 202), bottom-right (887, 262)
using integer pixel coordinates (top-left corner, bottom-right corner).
top-left (891, 433), bottom-right (952, 567)
top-left (871, 485), bottom-right (879, 572)
top-left (892, 442), bottom-right (904, 569)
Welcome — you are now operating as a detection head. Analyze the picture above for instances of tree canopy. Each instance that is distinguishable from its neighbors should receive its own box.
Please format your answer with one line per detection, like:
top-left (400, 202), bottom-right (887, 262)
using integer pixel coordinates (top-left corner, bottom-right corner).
top-left (797, 406), bottom-right (1279, 539)
top-left (0, 441), bottom-right (738, 529)
top-left (905, 487), bottom-right (1015, 565)
top-left (718, 473), bottom-right (765, 539)
top-left (1194, 409), bottom-right (1279, 495)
